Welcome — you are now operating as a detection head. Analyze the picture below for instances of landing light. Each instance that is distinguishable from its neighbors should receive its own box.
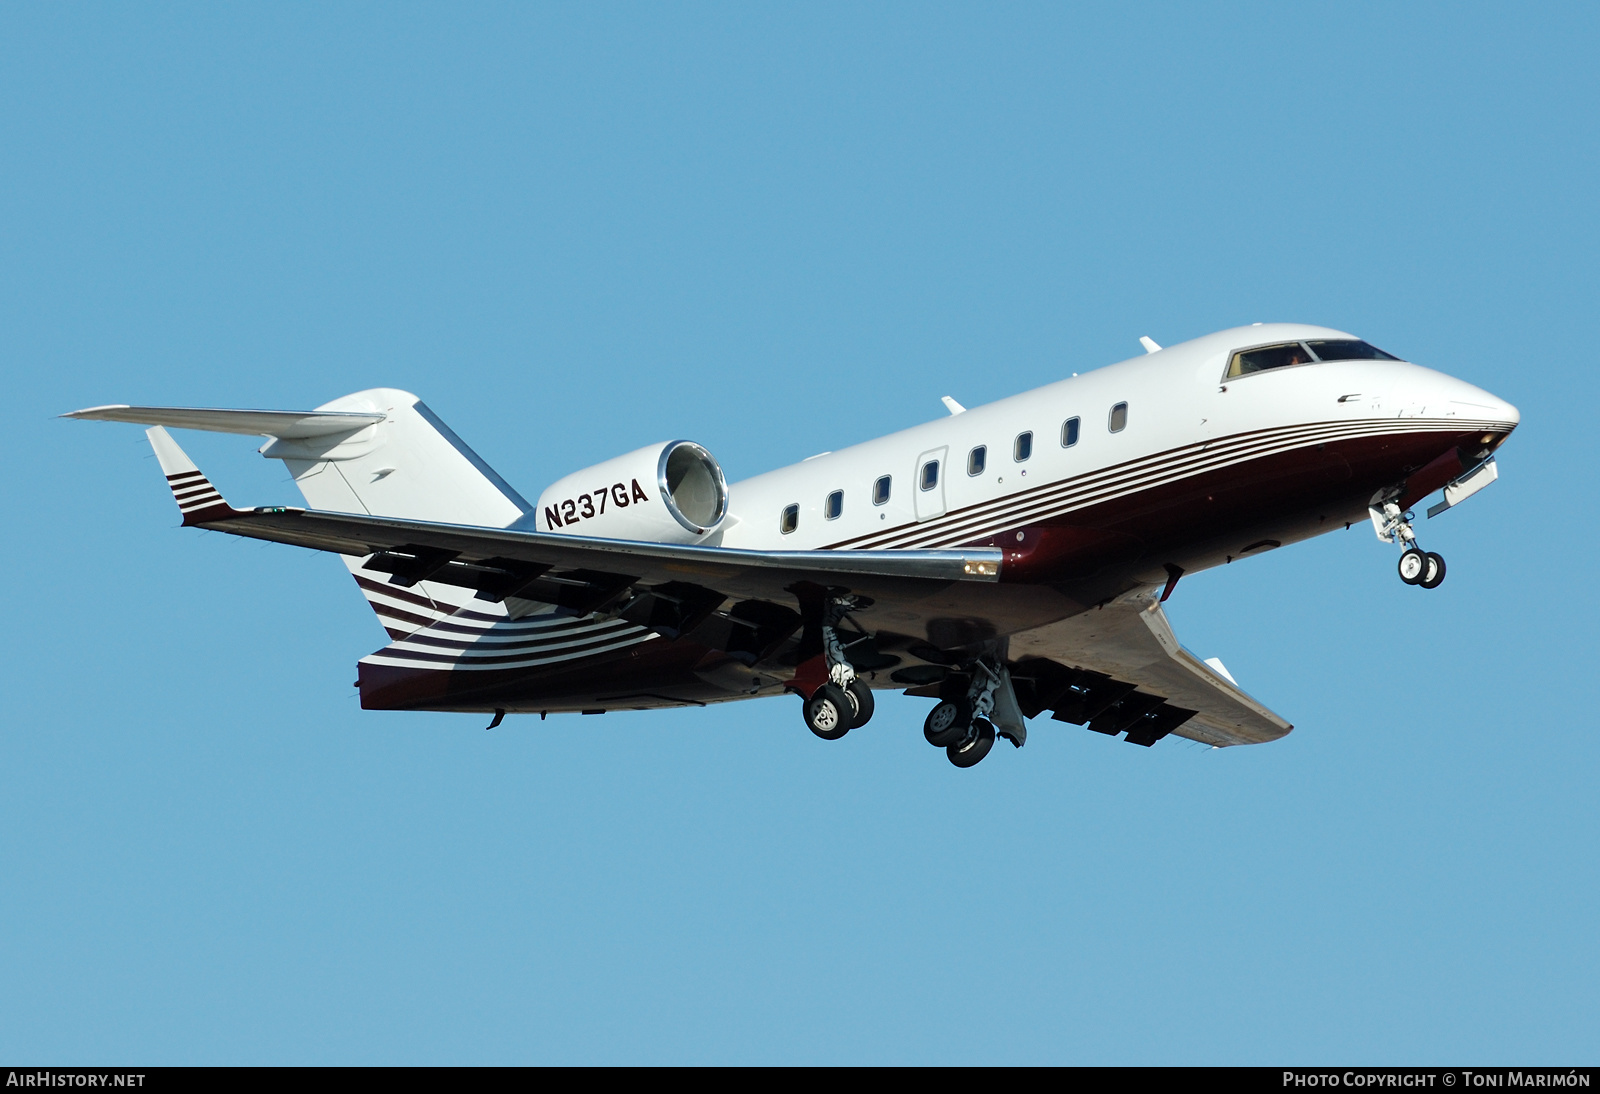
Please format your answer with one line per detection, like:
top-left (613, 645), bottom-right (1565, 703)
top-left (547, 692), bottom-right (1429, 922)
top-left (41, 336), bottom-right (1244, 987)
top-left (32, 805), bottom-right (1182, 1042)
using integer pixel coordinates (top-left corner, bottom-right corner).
top-left (964, 560), bottom-right (998, 576)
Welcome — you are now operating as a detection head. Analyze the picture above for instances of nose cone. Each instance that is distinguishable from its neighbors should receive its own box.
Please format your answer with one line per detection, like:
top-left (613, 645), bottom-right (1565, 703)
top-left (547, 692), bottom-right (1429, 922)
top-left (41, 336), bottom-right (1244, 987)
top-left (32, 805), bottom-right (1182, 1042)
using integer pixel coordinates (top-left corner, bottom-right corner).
top-left (1495, 394), bottom-right (1521, 428)
top-left (1447, 377), bottom-right (1520, 432)
top-left (1498, 398), bottom-right (1520, 433)
top-left (1400, 362), bottom-right (1520, 434)
top-left (1422, 371), bottom-right (1520, 463)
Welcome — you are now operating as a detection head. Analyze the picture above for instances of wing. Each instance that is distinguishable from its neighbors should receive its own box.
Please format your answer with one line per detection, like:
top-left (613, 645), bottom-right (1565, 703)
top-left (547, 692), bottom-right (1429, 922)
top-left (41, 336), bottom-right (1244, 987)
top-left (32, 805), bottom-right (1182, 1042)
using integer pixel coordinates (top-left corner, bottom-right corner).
top-left (140, 426), bottom-right (1082, 646)
top-left (1007, 589), bottom-right (1293, 747)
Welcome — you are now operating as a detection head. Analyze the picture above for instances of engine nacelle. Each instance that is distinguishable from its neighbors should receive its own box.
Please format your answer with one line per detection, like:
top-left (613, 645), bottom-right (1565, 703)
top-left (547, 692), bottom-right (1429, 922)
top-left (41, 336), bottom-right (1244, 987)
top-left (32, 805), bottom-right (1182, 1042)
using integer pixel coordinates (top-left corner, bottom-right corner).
top-left (533, 440), bottom-right (728, 543)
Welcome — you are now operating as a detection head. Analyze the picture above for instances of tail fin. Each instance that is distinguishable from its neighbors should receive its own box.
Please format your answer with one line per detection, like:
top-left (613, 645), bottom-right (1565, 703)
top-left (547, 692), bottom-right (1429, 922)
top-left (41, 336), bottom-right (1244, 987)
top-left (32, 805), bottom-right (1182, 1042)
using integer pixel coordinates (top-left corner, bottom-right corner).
top-left (259, 389), bottom-right (530, 526)
top-left (90, 391), bottom-right (531, 638)
top-left (263, 389), bottom-right (530, 636)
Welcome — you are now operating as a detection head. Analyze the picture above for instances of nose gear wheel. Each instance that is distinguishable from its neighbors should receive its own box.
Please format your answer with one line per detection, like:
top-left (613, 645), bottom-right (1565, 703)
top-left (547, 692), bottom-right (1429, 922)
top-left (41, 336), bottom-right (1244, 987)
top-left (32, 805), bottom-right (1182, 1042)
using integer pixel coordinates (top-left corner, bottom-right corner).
top-left (1373, 495), bottom-right (1448, 592)
top-left (1399, 548), bottom-right (1427, 584)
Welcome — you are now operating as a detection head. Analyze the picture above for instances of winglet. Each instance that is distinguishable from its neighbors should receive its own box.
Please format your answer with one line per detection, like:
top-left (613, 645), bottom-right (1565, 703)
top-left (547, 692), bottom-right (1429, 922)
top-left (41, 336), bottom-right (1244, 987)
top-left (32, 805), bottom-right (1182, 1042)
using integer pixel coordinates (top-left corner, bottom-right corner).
top-left (146, 426), bottom-right (245, 525)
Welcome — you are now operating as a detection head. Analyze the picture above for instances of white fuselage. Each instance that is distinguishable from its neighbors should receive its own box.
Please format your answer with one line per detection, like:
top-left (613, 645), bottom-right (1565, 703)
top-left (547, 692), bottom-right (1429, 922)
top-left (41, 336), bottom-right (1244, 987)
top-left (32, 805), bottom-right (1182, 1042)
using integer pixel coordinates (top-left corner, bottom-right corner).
top-left (719, 323), bottom-right (1518, 568)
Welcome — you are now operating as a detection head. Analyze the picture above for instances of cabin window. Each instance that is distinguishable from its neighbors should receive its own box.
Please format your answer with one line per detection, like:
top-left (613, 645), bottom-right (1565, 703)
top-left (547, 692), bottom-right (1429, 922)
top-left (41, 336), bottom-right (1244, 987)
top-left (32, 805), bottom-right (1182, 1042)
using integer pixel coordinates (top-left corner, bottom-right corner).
top-left (780, 503), bottom-right (799, 535)
top-left (967, 446), bottom-right (987, 476)
top-left (1109, 402), bottom-right (1128, 432)
top-left (873, 475), bottom-right (891, 505)
top-left (1303, 339), bottom-right (1400, 362)
top-left (1013, 431), bottom-right (1033, 462)
top-left (1061, 417), bottom-right (1080, 447)
top-left (825, 490), bottom-right (843, 520)
top-left (920, 460), bottom-right (940, 491)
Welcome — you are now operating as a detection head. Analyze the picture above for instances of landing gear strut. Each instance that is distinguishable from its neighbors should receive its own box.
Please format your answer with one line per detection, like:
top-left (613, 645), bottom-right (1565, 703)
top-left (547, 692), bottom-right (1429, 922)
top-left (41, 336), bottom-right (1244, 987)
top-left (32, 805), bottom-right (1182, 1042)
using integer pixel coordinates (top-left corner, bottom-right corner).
top-left (801, 595), bottom-right (874, 739)
top-left (1372, 496), bottom-right (1447, 590)
top-left (921, 655), bottom-right (1006, 767)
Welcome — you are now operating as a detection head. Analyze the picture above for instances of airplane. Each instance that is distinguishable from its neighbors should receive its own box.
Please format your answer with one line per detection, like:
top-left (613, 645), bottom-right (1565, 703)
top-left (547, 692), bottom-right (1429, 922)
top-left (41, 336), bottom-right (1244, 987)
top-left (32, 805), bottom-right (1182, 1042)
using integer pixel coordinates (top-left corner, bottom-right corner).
top-left (66, 323), bottom-right (1518, 768)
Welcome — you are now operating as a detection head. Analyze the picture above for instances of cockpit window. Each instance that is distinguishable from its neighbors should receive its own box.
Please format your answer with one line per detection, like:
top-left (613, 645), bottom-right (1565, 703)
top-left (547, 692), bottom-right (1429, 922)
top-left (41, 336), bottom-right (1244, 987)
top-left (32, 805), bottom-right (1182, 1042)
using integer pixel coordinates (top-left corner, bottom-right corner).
top-left (1303, 339), bottom-right (1400, 362)
top-left (1227, 338), bottom-right (1402, 378)
top-left (1227, 342), bottom-right (1315, 377)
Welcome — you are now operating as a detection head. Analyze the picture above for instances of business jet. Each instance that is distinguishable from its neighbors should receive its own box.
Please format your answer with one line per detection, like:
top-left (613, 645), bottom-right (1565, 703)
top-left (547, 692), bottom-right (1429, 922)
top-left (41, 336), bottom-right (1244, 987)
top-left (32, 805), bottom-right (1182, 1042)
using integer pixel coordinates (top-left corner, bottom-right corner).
top-left (68, 323), bottom-right (1517, 768)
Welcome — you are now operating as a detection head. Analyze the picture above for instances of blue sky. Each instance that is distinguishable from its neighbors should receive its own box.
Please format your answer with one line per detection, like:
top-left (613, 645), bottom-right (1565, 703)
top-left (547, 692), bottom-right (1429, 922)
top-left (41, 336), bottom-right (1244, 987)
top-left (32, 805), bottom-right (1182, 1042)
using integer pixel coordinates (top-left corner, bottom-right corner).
top-left (2, 3), bottom-right (1596, 1064)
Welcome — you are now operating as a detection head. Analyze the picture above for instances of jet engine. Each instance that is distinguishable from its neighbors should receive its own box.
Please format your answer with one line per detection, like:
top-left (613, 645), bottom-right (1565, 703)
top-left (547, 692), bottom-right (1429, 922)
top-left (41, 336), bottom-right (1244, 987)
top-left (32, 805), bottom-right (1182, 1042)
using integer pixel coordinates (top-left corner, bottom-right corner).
top-left (532, 440), bottom-right (728, 544)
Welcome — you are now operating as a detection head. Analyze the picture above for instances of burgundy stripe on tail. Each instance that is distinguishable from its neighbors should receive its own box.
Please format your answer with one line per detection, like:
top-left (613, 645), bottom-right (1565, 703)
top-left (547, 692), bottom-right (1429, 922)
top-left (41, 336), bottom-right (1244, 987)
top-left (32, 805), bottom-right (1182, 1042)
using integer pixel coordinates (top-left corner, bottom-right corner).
top-left (144, 426), bottom-right (248, 525)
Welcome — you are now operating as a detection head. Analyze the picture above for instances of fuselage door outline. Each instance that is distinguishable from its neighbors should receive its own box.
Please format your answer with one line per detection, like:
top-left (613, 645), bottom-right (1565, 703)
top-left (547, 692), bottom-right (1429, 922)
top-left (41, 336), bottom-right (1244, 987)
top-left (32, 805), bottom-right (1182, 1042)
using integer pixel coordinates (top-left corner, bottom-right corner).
top-left (914, 445), bottom-right (949, 523)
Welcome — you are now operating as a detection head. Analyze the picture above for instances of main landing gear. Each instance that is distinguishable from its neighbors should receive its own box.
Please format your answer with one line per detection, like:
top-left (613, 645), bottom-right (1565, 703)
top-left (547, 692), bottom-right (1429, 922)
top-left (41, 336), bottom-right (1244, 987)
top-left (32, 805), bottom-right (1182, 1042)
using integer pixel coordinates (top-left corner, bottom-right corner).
top-left (922, 656), bottom-right (1006, 768)
top-left (1371, 496), bottom-right (1447, 590)
top-left (800, 595), bottom-right (875, 740)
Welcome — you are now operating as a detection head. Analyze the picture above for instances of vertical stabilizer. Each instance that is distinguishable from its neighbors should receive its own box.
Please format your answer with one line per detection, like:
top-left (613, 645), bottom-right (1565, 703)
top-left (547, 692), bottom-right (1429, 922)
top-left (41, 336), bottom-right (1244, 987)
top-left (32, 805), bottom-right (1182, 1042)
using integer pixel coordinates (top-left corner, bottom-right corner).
top-left (260, 388), bottom-right (528, 525)
top-left (259, 389), bottom-right (531, 637)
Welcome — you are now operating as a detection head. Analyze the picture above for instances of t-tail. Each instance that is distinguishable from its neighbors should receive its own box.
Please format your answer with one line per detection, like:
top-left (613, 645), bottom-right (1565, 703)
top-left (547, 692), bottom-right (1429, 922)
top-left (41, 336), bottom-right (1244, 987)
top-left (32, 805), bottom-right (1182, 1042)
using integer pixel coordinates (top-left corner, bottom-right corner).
top-left (68, 390), bottom-right (531, 638)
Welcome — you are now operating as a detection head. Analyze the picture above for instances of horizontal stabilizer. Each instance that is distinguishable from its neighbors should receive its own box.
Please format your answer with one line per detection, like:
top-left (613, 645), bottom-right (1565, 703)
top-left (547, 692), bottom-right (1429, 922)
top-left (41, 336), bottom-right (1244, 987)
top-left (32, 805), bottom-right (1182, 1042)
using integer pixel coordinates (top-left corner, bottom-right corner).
top-left (145, 426), bottom-right (247, 525)
top-left (65, 404), bottom-right (385, 439)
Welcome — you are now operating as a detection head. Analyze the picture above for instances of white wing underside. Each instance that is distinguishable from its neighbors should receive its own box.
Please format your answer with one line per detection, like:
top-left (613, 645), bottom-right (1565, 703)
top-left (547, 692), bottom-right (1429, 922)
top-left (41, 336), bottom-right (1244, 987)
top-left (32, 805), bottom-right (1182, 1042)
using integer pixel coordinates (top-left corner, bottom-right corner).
top-left (1009, 590), bottom-right (1292, 747)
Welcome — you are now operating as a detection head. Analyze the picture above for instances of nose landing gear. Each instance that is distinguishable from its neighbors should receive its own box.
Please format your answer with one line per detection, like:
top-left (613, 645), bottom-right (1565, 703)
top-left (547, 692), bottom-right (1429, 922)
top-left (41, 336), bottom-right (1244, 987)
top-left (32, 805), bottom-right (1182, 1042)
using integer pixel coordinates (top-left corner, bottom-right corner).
top-left (1398, 547), bottom-right (1446, 589)
top-left (1372, 496), bottom-right (1447, 590)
